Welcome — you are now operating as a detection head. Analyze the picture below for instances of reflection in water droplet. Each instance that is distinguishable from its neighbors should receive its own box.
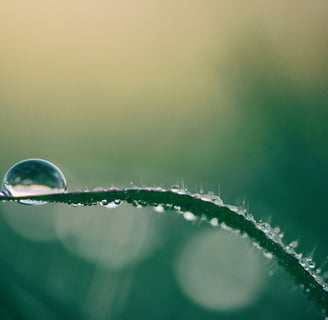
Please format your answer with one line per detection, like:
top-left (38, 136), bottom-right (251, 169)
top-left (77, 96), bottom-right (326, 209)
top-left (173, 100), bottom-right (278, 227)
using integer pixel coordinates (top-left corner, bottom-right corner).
top-left (1, 159), bottom-right (67, 205)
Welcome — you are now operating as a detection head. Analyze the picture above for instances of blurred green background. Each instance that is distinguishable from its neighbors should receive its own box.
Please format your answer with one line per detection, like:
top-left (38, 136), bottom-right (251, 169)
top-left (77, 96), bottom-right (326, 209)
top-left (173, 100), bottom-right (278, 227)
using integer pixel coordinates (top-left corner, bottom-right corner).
top-left (0, 1), bottom-right (327, 319)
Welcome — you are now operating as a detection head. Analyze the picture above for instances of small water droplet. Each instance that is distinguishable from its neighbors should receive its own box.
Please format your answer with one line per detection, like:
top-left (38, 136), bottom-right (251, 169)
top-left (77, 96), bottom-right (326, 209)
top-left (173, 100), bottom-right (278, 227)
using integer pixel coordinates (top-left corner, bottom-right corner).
top-left (71, 203), bottom-right (83, 207)
top-left (100, 199), bottom-right (109, 206)
top-left (154, 205), bottom-right (164, 213)
top-left (294, 252), bottom-right (303, 260)
top-left (259, 223), bottom-right (271, 233)
top-left (171, 184), bottom-right (180, 192)
top-left (252, 242), bottom-right (262, 250)
top-left (1, 159), bottom-right (67, 205)
top-left (263, 251), bottom-right (273, 259)
top-left (183, 212), bottom-right (197, 221)
top-left (300, 257), bottom-right (315, 271)
top-left (245, 213), bottom-right (255, 222)
top-left (308, 260), bottom-right (316, 269)
top-left (220, 222), bottom-right (232, 231)
top-left (209, 218), bottom-right (219, 227)
top-left (289, 240), bottom-right (298, 248)
top-left (273, 227), bottom-right (280, 234)
top-left (102, 201), bottom-right (121, 209)
top-left (285, 246), bottom-right (295, 255)
top-left (212, 196), bottom-right (223, 206)
top-left (267, 231), bottom-right (282, 244)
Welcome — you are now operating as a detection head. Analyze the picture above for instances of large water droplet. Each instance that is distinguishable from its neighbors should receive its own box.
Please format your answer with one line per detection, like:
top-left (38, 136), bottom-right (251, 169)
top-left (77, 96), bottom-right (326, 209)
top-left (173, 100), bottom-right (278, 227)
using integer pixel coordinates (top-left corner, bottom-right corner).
top-left (1, 159), bottom-right (67, 205)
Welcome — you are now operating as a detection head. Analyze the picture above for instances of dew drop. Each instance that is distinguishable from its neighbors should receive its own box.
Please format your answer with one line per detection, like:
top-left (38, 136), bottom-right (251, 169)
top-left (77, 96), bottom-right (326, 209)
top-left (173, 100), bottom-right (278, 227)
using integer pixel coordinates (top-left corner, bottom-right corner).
top-left (267, 231), bottom-right (282, 244)
top-left (211, 196), bottom-right (223, 206)
top-left (154, 205), bottom-right (165, 213)
top-left (259, 223), bottom-right (271, 233)
top-left (102, 201), bottom-right (121, 209)
top-left (170, 184), bottom-right (180, 192)
top-left (1, 159), bottom-right (67, 205)
top-left (246, 214), bottom-right (254, 221)
top-left (273, 227), bottom-right (281, 234)
top-left (220, 222), bottom-right (232, 231)
top-left (100, 199), bottom-right (109, 206)
top-left (300, 257), bottom-right (315, 271)
top-left (289, 240), bottom-right (298, 248)
top-left (285, 246), bottom-right (295, 255)
top-left (263, 251), bottom-right (273, 259)
top-left (209, 217), bottom-right (219, 227)
top-left (183, 212), bottom-right (197, 221)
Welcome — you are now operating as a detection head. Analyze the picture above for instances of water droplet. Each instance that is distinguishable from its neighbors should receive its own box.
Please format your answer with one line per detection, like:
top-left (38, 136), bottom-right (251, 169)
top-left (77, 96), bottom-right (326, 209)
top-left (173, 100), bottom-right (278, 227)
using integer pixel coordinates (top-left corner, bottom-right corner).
top-left (245, 213), bottom-right (255, 223)
top-left (102, 201), bottom-right (121, 209)
top-left (173, 205), bottom-right (181, 211)
top-left (212, 196), bottom-right (223, 206)
top-left (308, 260), bottom-right (316, 269)
top-left (259, 223), bottom-right (271, 233)
top-left (209, 218), bottom-right (219, 227)
top-left (315, 268), bottom-right (321, 275)
top-left (171, 184), bottom-right (180, 192)
top-left (100, 199), bottom-right (109, 206)
top-left (273, 227), bottom-right (281, 234)
top-left (285, 246), bottom-right (295, 255)
top-left (154, 205), bottom-right (164, 213)
top-left (183, 212), bottom-right (197, 221)
top-left (267, 231), bottom-right (282, 244)
top-left (300, 257), bottom-right (315, 271)
top-left (71, 203), bottom-right (83, 207)
top-left (1, 159), bottom-right (67, 205)
top-left (263, 251), bottom-right (273, 259)
top-left (92, 187), bottom-right (104, 192)
top-left (220, 222), bottom-right (232, 231)
top-left (289, 240), bottom-right (298, 248)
